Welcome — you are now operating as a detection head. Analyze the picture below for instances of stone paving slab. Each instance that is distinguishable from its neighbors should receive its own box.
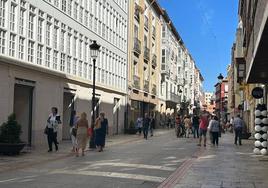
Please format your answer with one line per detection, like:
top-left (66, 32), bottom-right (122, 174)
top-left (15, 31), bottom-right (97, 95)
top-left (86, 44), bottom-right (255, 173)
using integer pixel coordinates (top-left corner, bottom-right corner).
top-left (0, 129), bottom-right (170, 173)
top-left (173, 133), bottom-right (268, 188)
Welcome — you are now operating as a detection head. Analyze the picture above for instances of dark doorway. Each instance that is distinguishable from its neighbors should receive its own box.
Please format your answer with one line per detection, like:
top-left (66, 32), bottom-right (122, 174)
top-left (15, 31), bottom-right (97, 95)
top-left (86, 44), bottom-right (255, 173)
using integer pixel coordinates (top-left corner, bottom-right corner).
top-left (113, 98), bottom-right (120, 135)
top-left (14, 84), bottom-right (34, 146)
top-left (62, 92), bottom-right (75, 140)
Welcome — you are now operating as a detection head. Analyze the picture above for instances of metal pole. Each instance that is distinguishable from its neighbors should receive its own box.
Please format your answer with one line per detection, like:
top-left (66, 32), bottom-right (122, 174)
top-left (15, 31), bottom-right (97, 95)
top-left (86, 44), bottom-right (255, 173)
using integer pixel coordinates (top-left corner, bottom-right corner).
top-left (89, 58), bottom-right (96, 149)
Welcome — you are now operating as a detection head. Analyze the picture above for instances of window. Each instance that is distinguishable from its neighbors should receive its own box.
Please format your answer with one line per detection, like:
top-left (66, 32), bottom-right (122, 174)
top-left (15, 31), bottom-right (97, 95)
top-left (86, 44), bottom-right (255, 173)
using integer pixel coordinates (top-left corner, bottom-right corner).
top-left (60, 30), bottom-right (65, 52)
top-left (84, 41), bottom-right (87, 61)
top-left (45, 48), bottom-right (51, 67)
top-left (9, 33), bottom-right (15, 57)
top-left (27, 40), bottom-right (34, 63)
top-left (78, 60), bottom-right (82, 77)
top-left (79, 6), bottom-right (83, 23)
top-left (66, 33), bottom-right (71, 54)
top-left (89, 14), bottom-right (93, 29)
top-left (72, 36), bottom-right (77, 57)
top-left (37, 18), bottom-right (43, 43)
top-left (74, 3), bottom-right (78, 20)
top-left (73, 58), bottom-right (77, 75)
top-left (94, 18), bottom-right (97, 32)
top-left (19, 9), bottom-right (25, 35)
top-left (53, 50), bottom-right (58, 69)
top-left (102, 23), bottom-right (105, 38)
top-left (60, 53), bottom-right (65, 71)
top-left (67, 0), bottom-right (72, 16)
top-left (37, 44), bottom-right (43, 65)
top-left (101, 69), bottom-right (104, 83)
top-left (61, 0), bottom-right (67, 12)
top-left (83, 62), bottom-right (87, 78)
top-left (54, 0), bottom-right (59, 7)
top-left (53, 26), bottom-right (58, 49)
top-left (0, 0), bottom-right (6, 27)
top-left (18, 37), bottom-right (24, 59)
top-left (84, 10), bottom-right (88, 26)
top-left (9, 4), bottom-right (16, 31)
top-left (46, 22), bottom-right (51, 46)
top-left (28, 13), bottom-right (34, 39)
top-left (67, 56), bottom-right (71, 73)
top-left (78, 39), bottom-right (82, 59)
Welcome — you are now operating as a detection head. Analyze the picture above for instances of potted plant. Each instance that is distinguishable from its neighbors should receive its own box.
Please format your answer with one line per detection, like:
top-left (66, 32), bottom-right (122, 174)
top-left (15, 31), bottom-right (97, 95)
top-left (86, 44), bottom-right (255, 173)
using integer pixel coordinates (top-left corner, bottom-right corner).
top-left (125, 120), bottom-right (137, 134)
top-left (0, 113), bottom-right (25, 155)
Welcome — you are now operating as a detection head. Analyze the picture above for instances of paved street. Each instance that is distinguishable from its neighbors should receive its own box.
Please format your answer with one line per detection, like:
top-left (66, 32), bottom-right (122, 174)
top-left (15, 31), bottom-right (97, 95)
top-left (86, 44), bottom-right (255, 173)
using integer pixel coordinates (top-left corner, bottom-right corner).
top-left (0, 130), bottom-right (268, 188)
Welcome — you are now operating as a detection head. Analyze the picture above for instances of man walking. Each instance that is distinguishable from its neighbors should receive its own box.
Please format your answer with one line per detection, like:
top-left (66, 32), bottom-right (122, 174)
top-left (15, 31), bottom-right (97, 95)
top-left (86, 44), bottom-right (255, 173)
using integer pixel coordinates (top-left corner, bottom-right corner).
top-left (143, 113), bottom-right (150, 140)
top-left (198, 112), bottom-right (209, 147)
top-left (233, 114), bottom-right (245, 145)
top-left (192, 114), bottom-right (200, 138)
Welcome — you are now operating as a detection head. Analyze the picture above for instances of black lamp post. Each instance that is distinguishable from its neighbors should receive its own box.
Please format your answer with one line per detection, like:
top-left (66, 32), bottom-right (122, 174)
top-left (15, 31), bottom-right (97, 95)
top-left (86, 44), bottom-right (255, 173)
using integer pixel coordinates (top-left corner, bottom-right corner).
top-left (217, 73), bottom-right (224, 121)
top-left (89, 40), bottom-right (100, 149)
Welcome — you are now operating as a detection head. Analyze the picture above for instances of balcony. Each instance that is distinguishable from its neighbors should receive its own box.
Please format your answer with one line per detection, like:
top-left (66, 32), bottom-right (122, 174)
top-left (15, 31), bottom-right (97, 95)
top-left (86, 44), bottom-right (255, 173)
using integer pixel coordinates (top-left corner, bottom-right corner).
top-left (133, 37), bottom-right (141, 54)
top-left (133, 75), bottom-right (140, 90)
top-left (144, 46), bottom-right (150, 61)
top-left (134, 4), bottom-right (140, 22)
top-left (143, 80), bottom-right (149, 93)
top-left (152, 54), bottom-right (157, 68)
top-left (152, 26), bottom-right (156, 39)
top-left (166, 92), bottom-right (180, 103)
top-left (152, 84), bottom-right (156, 95)
top-left (144, 16), bottom-right (149, 30)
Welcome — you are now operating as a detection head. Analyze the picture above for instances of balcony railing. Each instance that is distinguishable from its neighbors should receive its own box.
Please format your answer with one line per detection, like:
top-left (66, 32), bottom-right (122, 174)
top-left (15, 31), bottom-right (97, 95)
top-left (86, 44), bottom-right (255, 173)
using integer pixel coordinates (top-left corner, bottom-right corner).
top-left (133, 37), bottom-right (141, 54)
top-left (134, 4), bottom-right (140, 22)
top-left (152, 26), bottom-right (156, 39)
top-left (152, 54), bottom-right (157, 68)
top-left (144, 46), bottom-right (150, 61)
top-left (133, 75), bottom-right (140, 90)
top-left (167, 92), bottom-right (180, 103)
top-left (152, 84), bottom-right (156, 95)
top-left (144, 16), bottom-right (149, 30)
top-left (144, 80), bottom-right (149, 93)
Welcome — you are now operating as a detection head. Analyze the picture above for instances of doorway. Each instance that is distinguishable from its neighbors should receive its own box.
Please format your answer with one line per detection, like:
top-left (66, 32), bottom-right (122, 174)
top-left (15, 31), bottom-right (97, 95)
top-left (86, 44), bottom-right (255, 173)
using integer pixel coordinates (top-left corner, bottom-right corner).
top-left (14, 84), bottom-right (34, 146)
top-left (62, 92), bottom-right (75, 140)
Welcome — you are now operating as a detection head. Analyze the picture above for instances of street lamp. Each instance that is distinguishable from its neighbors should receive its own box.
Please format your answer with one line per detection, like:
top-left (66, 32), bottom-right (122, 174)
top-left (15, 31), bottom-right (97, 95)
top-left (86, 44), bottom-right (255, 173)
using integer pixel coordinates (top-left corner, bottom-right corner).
top-left (217, 73), bottom-right (224, 123)
top-left (89, 40), bottom-right (101, 149)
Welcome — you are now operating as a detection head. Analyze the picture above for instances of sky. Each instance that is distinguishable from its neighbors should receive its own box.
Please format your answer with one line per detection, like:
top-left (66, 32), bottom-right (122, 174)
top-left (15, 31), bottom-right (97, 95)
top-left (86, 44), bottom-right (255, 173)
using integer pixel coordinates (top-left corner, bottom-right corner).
top-left (158, 0), bottom-right (239, 92)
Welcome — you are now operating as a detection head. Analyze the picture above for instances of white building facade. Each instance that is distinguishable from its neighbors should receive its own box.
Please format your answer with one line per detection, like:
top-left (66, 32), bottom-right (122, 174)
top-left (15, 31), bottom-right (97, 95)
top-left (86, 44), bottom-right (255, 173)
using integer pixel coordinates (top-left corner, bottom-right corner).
top-left (0, 0), bottom-right (128, 147)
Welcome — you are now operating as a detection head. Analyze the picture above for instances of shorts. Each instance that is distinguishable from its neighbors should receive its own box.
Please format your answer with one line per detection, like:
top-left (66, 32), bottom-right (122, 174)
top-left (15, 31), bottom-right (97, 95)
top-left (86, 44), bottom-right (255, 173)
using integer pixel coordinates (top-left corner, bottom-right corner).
top-left (199, 129), bottom-right (207, 137)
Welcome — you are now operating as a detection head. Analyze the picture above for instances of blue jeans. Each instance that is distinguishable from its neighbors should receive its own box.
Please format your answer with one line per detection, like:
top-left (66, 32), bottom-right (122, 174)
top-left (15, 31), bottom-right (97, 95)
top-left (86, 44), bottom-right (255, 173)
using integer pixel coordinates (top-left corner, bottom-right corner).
top-left (192, 126), bottom-right (199, 138)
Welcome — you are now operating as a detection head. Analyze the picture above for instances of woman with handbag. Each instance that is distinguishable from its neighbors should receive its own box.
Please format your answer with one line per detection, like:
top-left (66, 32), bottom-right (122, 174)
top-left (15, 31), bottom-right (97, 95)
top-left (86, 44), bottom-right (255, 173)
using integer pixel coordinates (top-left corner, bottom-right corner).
top-left (76, 112), bottom-right (89, 157)
top-left (46, 107), bottom-right (60, 152)
top-left (95, 112), bottom-right (108, 152)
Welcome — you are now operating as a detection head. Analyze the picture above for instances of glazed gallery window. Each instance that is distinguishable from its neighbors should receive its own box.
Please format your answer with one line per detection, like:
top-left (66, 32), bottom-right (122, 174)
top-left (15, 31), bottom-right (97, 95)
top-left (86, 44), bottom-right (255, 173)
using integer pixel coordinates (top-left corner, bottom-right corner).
top-left (18, 37), bottom-right (25, 59)
top-left (45, 47), bottom-right (51, 67)
top-left (9, 4), bottom-right (16, 32)
top-left (37, 44), bottom-right (43, 65)
top-left (53, 50), bottom-right (58, 70)
top-left (8, 33), bottom-right (15, 57)
top-left (19, 9), bottom-right (25, 35)
top-left (28, 13), bottom-right (34, 39)
top-left (27, 40), bottom-right (34, 63)
top-left (0, 0), bottom-right (6, 27)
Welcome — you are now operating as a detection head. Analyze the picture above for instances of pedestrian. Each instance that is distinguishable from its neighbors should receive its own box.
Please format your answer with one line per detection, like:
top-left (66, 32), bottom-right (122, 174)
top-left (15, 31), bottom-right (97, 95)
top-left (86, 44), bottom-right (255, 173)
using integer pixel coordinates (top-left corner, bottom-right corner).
top-left (184, 115), bottom-right (192, 138)
top-left (192, 114), bottom-right (200, 138)
top-left (69, 110), bottom-right (79, 152)
top-left (175, 115), bottom-right (182, 138)
top-left (136, 116), bottom-right (143, 136)
top-left (233, 114), bottom-right (245, 146)
top-left (143, 113), bottom-right (150, 140)
top-left (46, 107), bottom-right (61, 152)
top-left (150, 114), bottom-right (155, 137)
top-left (208, 116), bottom-right (220, 147)
top-left (167, 116), bottom-right (171, 129)
top-left (75, 112), bottom-right (89, 157)
top-left (95, 112), bottom-right (108, 152)
top-left (198, 112), bottom-right (209, 147)
top-left (230, 117), bottom-right (234, 133)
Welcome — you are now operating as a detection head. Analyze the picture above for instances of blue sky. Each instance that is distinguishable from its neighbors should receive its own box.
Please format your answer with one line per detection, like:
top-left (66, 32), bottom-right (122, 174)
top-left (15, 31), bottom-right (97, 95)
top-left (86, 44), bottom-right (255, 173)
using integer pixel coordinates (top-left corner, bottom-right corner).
top-left (158, 0), bottom-right (238, 92)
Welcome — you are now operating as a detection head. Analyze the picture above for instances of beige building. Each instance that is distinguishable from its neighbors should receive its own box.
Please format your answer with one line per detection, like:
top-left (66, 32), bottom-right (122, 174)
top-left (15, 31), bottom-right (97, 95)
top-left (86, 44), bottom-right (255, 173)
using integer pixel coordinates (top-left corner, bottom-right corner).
top-left (127, 0), bottom-right (162, 125)
top-left (0, 0), bottom-right (128, 147)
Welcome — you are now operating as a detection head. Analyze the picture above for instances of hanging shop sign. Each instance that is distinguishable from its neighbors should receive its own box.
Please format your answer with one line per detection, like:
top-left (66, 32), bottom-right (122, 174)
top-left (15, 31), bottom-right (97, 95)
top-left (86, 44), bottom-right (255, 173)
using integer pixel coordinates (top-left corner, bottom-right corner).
top-left (252, 87), bottom-right (264, 99)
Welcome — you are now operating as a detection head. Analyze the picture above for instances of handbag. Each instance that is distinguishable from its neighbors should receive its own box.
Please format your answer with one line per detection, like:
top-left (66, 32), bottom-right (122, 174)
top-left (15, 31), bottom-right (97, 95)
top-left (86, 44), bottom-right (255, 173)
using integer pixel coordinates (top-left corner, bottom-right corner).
top-left (44, 126), bottom-right (49, 135)
top-left (87, 127), bottom-right (93, 137)
top-left (72, 127), bottom-right (77, 137)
